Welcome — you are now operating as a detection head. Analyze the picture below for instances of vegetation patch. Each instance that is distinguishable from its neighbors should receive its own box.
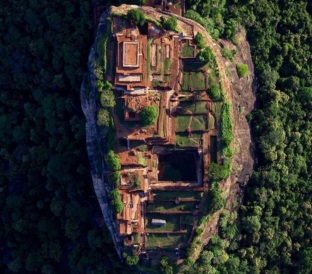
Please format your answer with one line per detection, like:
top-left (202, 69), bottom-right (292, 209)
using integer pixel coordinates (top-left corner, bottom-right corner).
top-left (176, 115), bottom-right (191, 131)
top-left (146, 234), bottom-right (186, 249)
top-left (182, 40), bottom-right (194, 58)
top-left (189, 72), bottom-right (206, 90)
top-left (190, 115), bottom-right (207, 131)
top-left (236, 63), bottom-right (248, 78)
top-left (140, 105), bottom-right (158, 126)
top-left (153, 191), bottom-right (203, 200)
top-left (176, 133), bottom-right (199, 147)
top-left (146, 201), bottom-right (196, 212)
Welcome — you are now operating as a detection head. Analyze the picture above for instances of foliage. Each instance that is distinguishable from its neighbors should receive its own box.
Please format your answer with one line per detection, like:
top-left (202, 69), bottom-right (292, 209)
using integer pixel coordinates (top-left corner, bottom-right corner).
top-left (220, 102), bottom-right (233, 148)
top-left (127, 9), bottom-right (145, 26)
top-left (206, 182), bottom-right (224, 215)
top-left (236, 63), bottom-right (248, 78)
top-left (100, 89), bottom-right (115, 108)
top-left (105, 150), bottom-right (121, 171)
top-left (97, 108), bottom-right (111, 126)
top-left (159, 256), bottom-right (174, 274)
top-left (108, 171), bottom-right (121, 185)
top-left (140, 105), bottom-right (158, 126)
top-left (194, 32), bottom-right (206, 49)
top-left (221, 47), bottom-right (237, 62)
top-left (197, 47), bottom-right (215, 64)
top-left (110, 189), bottom-right (123, 214)
top-left (208, 162), bottom-right (230, 181)
top-left (190, 0), bottom-right (312, 273)
top-left (207, 84), bottom-right (220, 99)
top-left (161, 16), bottom-right (178, 31)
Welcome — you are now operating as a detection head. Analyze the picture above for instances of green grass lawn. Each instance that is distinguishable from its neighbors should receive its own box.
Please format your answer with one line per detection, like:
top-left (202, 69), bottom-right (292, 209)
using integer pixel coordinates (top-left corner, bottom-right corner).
top-left (153, 191), bottom-right (203, 200)
top-left (212, 101), bottom-right (223, 122)
top-left (176, 133), bottom-right (198, 147)
top-left (146, 234), bottom-right (187, 249)
top-left (176, 115), bottom-right (191, 131)
top-left (209, 68), bottom-right (219, 86)
top-left (189, 72), bottom-right (206, 90)
top-left (195, 101), bottom-right (207, 113)
top-left (190, 115), bottom-right (207, 131)
top-left (182, 41), bottom-right (194, 58)
top-left (208, 114), bottom-right (215, 130)
top-left (147, 202), bottom-right (197, 212)
top-left (179, 101), bottom-right (196, 113)
top-left (182, 73), bottom-right (189, 91)
top-left (137, 153), bottom-right (147, 167)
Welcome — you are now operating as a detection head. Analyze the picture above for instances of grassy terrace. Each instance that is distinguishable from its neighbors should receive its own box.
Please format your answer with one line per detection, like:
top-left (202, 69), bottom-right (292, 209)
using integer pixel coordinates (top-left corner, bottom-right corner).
top-left (146, 201), bottom-right (197, 212)
top-left (189, 72), bottom-right (206, 90)
top-left (176, 133), bottom-right (200, 147)
top-left (153, 191), bottom-right (203, 200)
top-left (176, 115), bottom-right (207, 132)
top-left (208, 68), bottom-right (219, 87)
top-left (212, 101), bottom-right (223, 123)
top-left (146, 234), bottom-right (187, 249)
top-left (208, 114), bottom-right (215, 130)
top-left (182, 40), bottom-right (194, 58)
top-left (190, 115), bottom-right (207, 131)
top-left (179, 101), bottom-right (207, 114)
top-left (176, 115), bottom-right (191, 131)
top-left (182, 72), bottom-right (206, 91)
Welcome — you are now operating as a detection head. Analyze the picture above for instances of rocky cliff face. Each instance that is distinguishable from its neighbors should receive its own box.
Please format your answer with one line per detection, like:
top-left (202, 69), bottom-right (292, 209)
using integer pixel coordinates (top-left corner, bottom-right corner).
top-left (81, 4), bottom-right (256, 260)
top-left (80, 7), bottom-right (123, 258)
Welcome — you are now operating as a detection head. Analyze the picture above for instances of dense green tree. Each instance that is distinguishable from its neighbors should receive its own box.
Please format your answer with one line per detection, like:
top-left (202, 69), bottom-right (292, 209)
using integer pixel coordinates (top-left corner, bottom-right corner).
top-left (108, 171), bottom-right (122, 185)
top-left (110, 189), bottom-right (124, 214)
top-left (198, 47), bottom-right (215, 64)
top-left (97, 109), bottom-right (111, 126)
top-left (161, 16), bottom-right (178, 31)
top-left (194, 32), bottom-right (206, 49)
top-left (127, 9), bottom-right (145, 26)
top-left (207, 84), bottom-right (220, 99)
top-left (140, 105), bottom-right (158, 126)
top-left (105, 150), bottom-right (121, 171)
top-left (206, 182), bottom-right (224, 214)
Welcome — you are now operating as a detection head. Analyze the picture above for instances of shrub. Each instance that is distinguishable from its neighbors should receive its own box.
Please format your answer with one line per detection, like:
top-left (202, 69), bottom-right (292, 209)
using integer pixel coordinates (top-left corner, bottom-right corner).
top-left (198, 47), bottom-right (215, 64)
top-left (140, 105), bottom-right (158, 126)
top-left (194, 32), bottom-right (205, 49)
top-left (100, 89), bottom-right (115, 107)
top-left (97, 109), bottom-right (111, 126)
top-left (207, 84), bottom-right (220, 99)
top-left (236, 63), bottom-right (248, 78)
top-left (108, 171), bottom-right (121, 185)
top-left (110, 188), bottom-right (123, 214)
top-left (206, 182), bottom-right (224, 214)
top-left (208, 162), bottom-right (230, 181)
top-left (105, 150), bottom-right (121, 171)
top-left (221, 102), bottom-right (234, 147)
top-left (126, 255), bottom-right (139, 265)
top-left (127, 9), bottom-right (145, 26)
top-left (161, 16), bottom-right (178, 31)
